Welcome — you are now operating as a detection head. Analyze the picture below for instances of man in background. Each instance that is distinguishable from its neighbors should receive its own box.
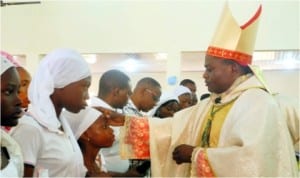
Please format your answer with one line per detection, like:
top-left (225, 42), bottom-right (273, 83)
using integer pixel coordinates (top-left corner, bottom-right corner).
top-left (180, 79), bottom-right (198, 105)
top-left (123, 77), bottom-right (161, 176)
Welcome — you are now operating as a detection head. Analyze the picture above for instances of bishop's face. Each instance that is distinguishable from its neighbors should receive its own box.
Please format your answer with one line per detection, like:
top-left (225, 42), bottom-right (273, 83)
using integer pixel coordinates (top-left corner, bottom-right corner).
top-left (203, 55), bottom-right (237, 94)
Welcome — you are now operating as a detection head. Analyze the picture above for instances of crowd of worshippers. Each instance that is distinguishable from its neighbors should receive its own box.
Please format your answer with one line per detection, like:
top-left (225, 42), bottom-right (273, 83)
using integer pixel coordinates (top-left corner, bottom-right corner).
top-left (1, 3), bottom-right (299, 178)
top-left (1, 49), bottom-right (299, 178)
top-left (0, 49), bottom-right (207, 177)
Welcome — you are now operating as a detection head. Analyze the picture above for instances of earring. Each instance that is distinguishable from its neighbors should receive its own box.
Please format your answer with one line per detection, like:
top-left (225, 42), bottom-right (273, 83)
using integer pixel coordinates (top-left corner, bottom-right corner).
top-left (83, 136), bottom-right (90, 142)
top-left (84, 136), bottom-right (90, 142)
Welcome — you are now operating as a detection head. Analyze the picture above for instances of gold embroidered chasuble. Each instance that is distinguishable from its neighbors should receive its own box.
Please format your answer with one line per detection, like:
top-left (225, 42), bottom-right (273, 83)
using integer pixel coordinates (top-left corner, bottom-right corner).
top-left (119, 75), bottom-right (298, 177)
top-left (198, 99), bottom-right (236, 148)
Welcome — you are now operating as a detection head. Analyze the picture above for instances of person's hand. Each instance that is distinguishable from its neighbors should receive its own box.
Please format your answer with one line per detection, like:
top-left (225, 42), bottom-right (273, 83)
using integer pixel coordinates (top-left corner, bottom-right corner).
top-left (93, 106), bottom-right (125, 126)
top-left (108, 166), bottom-right (144, 177)
top-left (172, 144), bottom-right (195, 164)
top-left (125, 166), bottom-right (145, 177)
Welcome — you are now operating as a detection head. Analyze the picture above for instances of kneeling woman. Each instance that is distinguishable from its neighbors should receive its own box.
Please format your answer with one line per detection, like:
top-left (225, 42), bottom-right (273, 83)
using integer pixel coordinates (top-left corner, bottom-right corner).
top-left (65, 107), bottom-right (141, 177)
top-left (65, 107), bottom-right (114, 176)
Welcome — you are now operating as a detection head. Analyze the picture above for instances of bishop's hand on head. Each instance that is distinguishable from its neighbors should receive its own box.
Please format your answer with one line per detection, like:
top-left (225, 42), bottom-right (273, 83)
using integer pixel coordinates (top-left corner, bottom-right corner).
top-left (93, 106), bottom-right (125, 126)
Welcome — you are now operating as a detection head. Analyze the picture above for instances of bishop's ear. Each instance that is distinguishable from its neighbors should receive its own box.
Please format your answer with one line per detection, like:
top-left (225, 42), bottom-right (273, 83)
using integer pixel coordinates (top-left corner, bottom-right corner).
top-left (228, 61), bottom-right (242, 75)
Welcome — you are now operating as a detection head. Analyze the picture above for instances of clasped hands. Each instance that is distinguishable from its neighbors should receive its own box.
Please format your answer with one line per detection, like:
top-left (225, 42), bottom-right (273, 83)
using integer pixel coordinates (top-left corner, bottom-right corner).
top-left (172, 144), bottom-right (195, 164)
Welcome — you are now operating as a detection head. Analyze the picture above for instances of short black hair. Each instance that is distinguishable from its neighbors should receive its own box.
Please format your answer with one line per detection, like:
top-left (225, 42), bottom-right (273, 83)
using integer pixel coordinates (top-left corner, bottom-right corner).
top-left (180, 79), bottom-right (195, 86)
top-left (136, 77), bottom-right (161, 89)
top-left (98, 69), bottom-right (130, 97)
top-left (222, 59), bottom-right (253, 75)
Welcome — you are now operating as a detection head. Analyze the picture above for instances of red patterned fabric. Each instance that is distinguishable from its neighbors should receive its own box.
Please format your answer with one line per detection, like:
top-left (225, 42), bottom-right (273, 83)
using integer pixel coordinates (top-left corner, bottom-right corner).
top-left (196, 150), bottom-right (214, 177)
top-left (125, 117), bottom-right (150, 159)
top-left (207, 46), bottom-right (252, 66)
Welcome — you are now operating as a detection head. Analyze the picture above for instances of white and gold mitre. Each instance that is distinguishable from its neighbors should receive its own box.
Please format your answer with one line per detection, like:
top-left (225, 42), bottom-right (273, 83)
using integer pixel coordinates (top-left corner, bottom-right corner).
top-left (207, 4), bottom-right (262, 66)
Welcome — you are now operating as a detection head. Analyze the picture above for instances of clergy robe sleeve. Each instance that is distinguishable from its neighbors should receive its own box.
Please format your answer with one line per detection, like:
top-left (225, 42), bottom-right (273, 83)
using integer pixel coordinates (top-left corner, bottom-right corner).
top-left (120, 116), bottom-right (150, 159)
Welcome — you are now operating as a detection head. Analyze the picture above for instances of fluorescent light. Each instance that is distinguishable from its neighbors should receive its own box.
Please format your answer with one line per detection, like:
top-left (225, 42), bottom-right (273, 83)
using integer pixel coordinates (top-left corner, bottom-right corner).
top-left (155, 53), bottom-right (168, 60)
top-left (253, 52), bottom-right (275, 61)
top-left (115, 57), bottom-right (145, 72)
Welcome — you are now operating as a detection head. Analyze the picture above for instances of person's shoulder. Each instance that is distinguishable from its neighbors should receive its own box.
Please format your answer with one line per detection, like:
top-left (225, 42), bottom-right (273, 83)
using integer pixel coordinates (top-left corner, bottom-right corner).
top-left (17, 114), bottom-right (41, 128)
top-left (242, 87), bottom-right (272, 98)
top-left (90, 96), bottom-right (100, 105)
top-left (240, 88), bottom-right (279, 107)
top-left (273, 93), bottom-right (299, 109)
top-left (11, 114), bottom-right (43, 135)
top-left (11, 114), bottom-right (44, 147)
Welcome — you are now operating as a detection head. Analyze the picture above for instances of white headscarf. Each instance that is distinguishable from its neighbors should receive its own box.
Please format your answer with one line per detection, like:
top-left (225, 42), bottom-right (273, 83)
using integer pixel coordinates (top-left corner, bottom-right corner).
top-left (173, 85), bottom-right (192, 99)
top-left (27, 48), bottom-right (91, 132)
top-left (64, 107), bottom-right (102, 139)
top-left (148, 92), bottom-right (179, 117)
top-left (1, 52), bottom-right (15, 75)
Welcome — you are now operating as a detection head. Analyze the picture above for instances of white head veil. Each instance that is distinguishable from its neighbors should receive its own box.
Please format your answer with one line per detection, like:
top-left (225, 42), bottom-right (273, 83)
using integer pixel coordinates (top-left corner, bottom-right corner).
top-left (173, 85), bottom-right (192, 99)
top-left (64, 107), bottom-right (102, 139)
top-left (1, 52), bottom-right (15, 75)
top-left (148, 92), bottom-right (179, 117)
top-left (27, 48), bottom-right (91, 132)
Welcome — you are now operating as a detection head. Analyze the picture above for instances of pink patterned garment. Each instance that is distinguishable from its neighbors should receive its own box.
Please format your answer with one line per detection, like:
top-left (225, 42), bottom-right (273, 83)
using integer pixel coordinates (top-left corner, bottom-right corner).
top-left (0, 51), bottom-right (21, 67)
top-left (196, 150), bottom-right (214, 177)
top-left (125, 117), bottom-right (150, 159)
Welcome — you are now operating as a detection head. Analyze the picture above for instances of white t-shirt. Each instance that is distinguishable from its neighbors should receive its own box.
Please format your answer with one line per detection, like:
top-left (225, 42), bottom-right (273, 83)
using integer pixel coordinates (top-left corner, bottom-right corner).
top-left (90, 96), bottom-right (130, 173)
top-left (11, 114), bottom-right (86, 177)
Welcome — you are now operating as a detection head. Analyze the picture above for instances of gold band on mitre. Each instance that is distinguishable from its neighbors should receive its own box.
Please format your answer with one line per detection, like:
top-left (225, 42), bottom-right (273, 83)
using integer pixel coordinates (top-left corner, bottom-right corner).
top-left (207, 4), bottom-right (262, 66)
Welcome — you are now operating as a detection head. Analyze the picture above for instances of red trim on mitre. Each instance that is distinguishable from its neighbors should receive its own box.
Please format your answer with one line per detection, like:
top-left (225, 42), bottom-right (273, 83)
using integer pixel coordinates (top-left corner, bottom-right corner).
top-left (207, 46), bottom-right (252, 66)
top-left (240, 5), bottom-right (262, 29)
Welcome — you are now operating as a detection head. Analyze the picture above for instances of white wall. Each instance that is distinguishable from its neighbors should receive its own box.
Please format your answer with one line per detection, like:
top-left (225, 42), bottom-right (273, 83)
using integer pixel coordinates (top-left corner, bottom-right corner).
top-left (2, 1), bottom-right (298, 53)
top-left (1, 0), bottom-right (299, 98)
